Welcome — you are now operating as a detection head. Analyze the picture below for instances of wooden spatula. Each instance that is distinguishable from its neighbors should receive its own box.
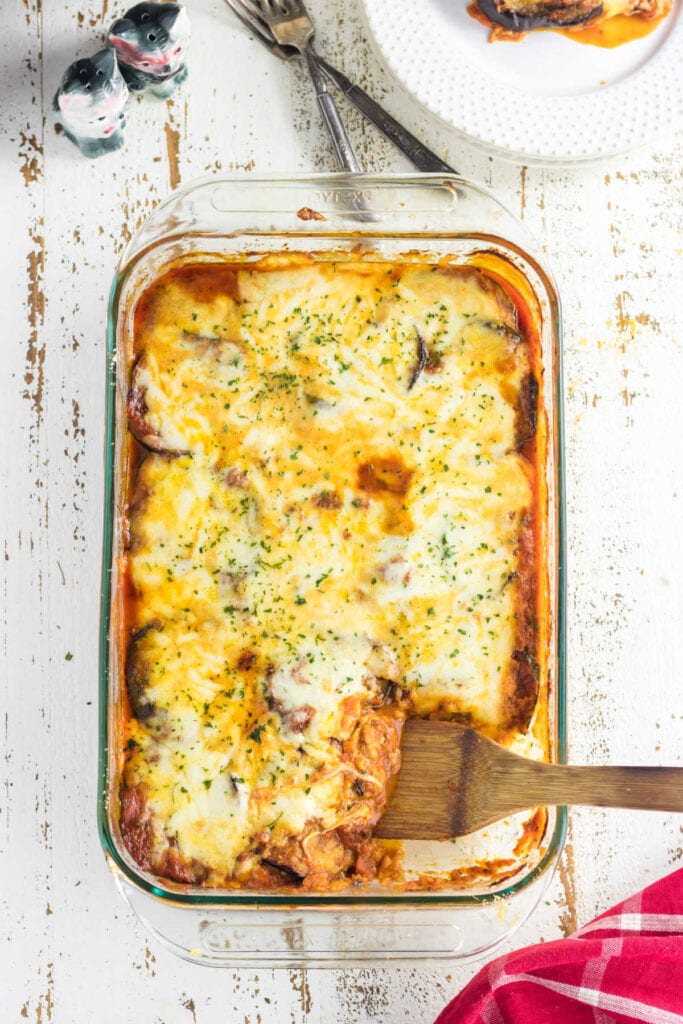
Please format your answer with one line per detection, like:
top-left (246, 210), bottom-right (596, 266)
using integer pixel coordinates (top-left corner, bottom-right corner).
top-left (374, 720), bottom-right (683, 840)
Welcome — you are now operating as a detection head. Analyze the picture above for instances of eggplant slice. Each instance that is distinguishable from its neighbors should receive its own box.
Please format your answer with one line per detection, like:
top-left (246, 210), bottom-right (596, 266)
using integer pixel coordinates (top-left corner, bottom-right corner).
top-left (515, 372), bottom-right (539, 449)
top-left (127, 357), bottom-right (187, 455)
top-left (407, 329), bottom-right (429, 391)
top-left (477, 0), bottom-right (602, 30)
top-left (504, 647), bottom-right (541, 734)
top-left (127, 371), bottom-right (163, 452)
top-left (126, 621), bottom-right (167, 731)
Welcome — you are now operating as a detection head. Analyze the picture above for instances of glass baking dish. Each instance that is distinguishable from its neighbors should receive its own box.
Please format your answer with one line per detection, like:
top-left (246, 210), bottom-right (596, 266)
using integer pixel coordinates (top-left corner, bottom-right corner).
top-left (99, 173), bottom-right (566, 967)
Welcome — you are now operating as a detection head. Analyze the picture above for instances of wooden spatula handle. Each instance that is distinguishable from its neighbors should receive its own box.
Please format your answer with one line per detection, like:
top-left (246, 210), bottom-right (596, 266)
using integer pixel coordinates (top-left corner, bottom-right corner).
top-left (509, 761), bottom-right (683, 813)
top-left (375, 722), bottom-right (683, 839)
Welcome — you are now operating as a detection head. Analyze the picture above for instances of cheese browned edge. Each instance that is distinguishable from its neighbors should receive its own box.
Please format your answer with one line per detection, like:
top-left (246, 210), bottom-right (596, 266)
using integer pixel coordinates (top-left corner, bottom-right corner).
top-left (117, 253), bottom-right (549, 892)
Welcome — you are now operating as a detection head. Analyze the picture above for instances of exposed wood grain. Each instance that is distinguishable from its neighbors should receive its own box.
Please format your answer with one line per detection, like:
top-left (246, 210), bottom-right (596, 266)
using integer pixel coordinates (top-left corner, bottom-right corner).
top-left (558, 826), bottom-right (578, 936)
top-left (1, 0), bottom-right (682, 1020)
top-left (164, 98), bottom-right (182, 190)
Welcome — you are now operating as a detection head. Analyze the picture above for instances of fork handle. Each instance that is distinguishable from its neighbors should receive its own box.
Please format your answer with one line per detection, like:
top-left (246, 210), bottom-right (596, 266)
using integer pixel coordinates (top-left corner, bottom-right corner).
top-left (302, 47), bottom-right (361, 173)
top-left (316, 57), bottom-right (455, 174)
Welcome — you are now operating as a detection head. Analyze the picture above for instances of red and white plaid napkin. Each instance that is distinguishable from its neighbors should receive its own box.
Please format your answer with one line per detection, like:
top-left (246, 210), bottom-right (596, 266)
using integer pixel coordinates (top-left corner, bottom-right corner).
top-left (435, 867), bottom-right (683, 1024)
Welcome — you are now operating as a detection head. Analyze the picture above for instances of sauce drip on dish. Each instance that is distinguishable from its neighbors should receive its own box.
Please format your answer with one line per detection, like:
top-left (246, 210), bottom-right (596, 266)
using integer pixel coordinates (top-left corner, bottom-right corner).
top-left (551, 9), bottom-right (668, 46)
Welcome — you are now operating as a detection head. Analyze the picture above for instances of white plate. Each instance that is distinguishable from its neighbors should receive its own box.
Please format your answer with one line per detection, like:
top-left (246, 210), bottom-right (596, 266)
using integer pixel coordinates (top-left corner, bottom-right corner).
top-left (360, 0), bottom-right (683, 163)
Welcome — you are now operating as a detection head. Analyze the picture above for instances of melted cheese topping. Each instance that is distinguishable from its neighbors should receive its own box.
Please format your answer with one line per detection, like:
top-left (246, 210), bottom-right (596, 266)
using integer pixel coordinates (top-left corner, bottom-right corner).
top-left (123, 257), bottom-right (541, 884)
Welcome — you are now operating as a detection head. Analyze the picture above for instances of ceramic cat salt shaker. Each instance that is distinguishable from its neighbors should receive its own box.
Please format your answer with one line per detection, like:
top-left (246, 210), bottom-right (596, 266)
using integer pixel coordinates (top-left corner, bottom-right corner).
top-left (53, 48), bottom-right (129, 158)
top-left (108, 3), bottom-right (190, 100)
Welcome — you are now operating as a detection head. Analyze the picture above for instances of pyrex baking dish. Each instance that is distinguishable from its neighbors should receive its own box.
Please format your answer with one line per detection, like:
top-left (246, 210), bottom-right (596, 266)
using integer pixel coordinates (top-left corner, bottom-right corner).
top-left (99, 173), bottom-right (566, 967)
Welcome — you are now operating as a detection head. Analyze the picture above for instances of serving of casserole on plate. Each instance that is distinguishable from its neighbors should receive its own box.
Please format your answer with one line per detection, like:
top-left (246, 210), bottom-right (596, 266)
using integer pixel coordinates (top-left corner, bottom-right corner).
top-left (361, 0), bottom-right (683, 162)
top-left (100, 175), bottom-right (565, 965)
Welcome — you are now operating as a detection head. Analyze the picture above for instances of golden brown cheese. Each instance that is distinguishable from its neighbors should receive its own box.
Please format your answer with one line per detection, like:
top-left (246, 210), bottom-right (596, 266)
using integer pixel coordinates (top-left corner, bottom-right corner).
top-left (120, 256), bottom-right (544, 890)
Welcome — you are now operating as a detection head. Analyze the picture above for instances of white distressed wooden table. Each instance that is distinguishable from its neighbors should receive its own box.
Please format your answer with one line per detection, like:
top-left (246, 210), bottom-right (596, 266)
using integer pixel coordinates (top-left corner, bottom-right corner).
top-left (2, 0), bottom-right (682, 1020)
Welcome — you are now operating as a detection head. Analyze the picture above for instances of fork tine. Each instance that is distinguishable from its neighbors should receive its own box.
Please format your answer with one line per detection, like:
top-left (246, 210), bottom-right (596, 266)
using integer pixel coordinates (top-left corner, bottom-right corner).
top-left (240, 0), bottom-right (270, 17)
top-left (258, 0), bottom-right (306, 17)
top-left (225, 0), bottom-right (274, 40)
top-left (225, 0), bottom-right (294, 59)
top-left (241, 0), bottom-right (271, 17)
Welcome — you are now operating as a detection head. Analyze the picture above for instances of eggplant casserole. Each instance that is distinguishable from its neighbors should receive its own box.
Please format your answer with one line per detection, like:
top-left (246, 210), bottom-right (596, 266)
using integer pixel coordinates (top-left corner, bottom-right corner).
top-left (119, 255), bottom-right (547, 891)
top-left (473, 0), bottom-right (670, 36)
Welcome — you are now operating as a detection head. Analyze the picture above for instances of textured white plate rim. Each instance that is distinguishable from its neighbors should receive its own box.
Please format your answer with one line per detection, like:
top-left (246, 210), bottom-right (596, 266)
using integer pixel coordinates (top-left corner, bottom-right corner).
top-left (361, 0), bottom-right (683, 163)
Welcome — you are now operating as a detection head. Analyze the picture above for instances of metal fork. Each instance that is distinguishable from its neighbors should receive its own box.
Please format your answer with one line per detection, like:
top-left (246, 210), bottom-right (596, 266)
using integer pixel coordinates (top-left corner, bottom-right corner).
top-left (244, 0), bottom-right (361, 172)
top-left (225, 0), bottom-right (455, 174)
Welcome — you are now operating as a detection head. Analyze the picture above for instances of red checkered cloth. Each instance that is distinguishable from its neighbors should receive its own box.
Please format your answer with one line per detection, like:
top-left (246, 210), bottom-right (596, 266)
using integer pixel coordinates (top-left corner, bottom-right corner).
top-left (435, 867), bottom-right (683, 1024)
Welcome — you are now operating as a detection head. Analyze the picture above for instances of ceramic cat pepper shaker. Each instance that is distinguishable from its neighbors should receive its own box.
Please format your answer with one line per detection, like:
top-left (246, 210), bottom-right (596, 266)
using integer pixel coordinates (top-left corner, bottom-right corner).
top-left (108, 2), bottom-right (190, 100)
top-left (53, 48), bottom-right (129, 158)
